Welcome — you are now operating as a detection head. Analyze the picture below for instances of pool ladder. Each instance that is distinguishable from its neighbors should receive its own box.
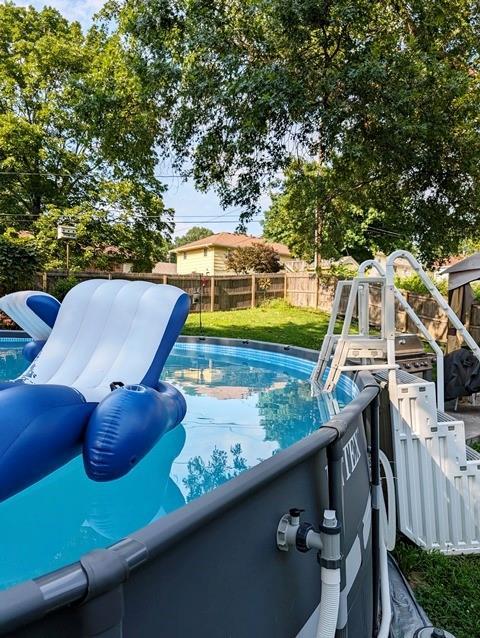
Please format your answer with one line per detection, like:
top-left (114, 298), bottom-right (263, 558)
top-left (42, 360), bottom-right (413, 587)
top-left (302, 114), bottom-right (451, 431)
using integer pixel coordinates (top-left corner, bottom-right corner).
top-left (313, 250), bottom-right (480, 554)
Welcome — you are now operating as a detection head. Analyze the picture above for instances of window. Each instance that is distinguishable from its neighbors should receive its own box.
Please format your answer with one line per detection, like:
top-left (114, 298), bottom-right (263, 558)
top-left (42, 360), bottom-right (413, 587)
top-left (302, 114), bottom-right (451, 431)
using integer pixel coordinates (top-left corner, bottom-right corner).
top-left (203, 247), bottom-right (208, 257)
top-left (183, 252), bottom-right (187, 260)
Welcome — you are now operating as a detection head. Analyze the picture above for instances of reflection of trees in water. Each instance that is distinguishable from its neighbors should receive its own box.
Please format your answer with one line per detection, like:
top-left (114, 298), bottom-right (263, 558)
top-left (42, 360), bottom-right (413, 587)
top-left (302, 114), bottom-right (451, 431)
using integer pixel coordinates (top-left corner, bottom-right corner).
top-left (165, 355), bottom-right (283, 397)
top-left (183, 444), bottom-right (248, 501)
top-left (258, 381), bottom-right (321, 450)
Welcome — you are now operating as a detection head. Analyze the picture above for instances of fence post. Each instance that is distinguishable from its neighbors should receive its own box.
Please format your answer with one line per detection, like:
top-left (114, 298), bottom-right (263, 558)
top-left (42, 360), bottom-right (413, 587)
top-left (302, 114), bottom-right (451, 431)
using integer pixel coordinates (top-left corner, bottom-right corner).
top-left (163, 275), bottom-right (167, 285)
top-left (210, 276), bottom-right (215, 312)
top-left (251, 274), bottom-right (256, 308)
top-left (42, 272), bottom-right (47, 292)
top-left (283, 273), bottom-right (287, 300)
top-left (314, 275), bottom-right (319, 309)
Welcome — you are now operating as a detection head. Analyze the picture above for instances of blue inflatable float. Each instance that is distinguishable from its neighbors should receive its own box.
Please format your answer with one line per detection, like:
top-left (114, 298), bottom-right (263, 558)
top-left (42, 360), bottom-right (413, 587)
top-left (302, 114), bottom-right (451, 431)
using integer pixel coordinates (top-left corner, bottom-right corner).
top-left (0, 289), bottom-right (60, 362)
top-left (0, 280), bottom-right (190, 502)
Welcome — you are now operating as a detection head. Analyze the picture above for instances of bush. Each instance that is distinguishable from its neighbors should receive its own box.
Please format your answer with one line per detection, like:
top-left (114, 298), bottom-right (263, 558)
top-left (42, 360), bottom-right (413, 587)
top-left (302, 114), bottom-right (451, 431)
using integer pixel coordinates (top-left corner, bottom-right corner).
top-left (50, 276), bottom-right (79, 301)
top-left (470, 281), bottom-right (480, 302)
top-left (0, 233), bottom-right (40, 294)
top-left (326, 263), bottom-right (357, 280)
top-left (226, 243), bottom-right (281, 274)
top-left (394, 273), bottom-right (448, 296)
top-left (259, 298), bottom-right (294, 311)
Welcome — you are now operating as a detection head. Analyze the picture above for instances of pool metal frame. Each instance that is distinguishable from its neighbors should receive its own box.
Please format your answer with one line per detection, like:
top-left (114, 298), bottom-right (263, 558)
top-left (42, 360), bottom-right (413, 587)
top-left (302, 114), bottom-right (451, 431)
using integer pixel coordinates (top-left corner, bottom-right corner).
top-left (0, 335), bottom-right (424, 637)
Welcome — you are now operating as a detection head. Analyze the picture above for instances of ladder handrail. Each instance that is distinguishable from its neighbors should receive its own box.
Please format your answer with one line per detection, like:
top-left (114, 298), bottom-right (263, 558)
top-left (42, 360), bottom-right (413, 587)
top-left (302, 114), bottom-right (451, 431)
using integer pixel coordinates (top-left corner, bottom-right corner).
top-left (314, 251), bottom-right (471, 413)
top-left (358, 257), bottom-right (445, 410)
top-left (386, 250), bottom-right (480, 363)
top-left (358, 259), bottom-right (385, 276)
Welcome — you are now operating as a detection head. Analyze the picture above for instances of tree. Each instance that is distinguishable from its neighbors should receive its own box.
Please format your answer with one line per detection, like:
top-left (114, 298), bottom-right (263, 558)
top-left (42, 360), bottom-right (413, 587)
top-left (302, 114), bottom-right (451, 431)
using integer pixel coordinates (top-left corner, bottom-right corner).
top-left (0, 4), bottom-right (172, 256)
top-left (0, 230), bottom-right (40, 294)
top-left (174, 227), bottom-right (213, 248)
top-left (225, 243), bottom-right (281, 274)
top-left (263, 161), bottom-right (378, 263)
top-left (34, 204), bottom-right (170, 272)
top-left (112, 0), bottom-right (480, 265)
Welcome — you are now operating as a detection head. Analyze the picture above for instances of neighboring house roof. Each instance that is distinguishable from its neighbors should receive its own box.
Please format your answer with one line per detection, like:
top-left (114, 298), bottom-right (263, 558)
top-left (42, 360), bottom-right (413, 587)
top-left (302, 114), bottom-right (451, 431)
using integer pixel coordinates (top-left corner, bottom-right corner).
top-left (152, 261), bottom-right (177, 275)
top-left (171, 232), bottom-right (291, 256)
top-left (337, 256), bottom-right (359, 268)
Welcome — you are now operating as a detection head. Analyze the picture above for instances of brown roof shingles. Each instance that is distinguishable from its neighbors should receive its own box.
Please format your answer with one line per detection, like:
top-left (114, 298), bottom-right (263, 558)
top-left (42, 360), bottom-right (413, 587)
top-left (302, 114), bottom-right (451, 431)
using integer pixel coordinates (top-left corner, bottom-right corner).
top-left (171, 232), bottom-right (291, 256)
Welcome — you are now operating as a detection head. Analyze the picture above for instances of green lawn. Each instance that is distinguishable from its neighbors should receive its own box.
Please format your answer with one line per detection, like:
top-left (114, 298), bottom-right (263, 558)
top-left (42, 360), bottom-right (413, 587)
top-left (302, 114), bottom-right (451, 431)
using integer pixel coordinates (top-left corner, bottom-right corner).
top-left (393, 542), bottom-right (480, 638)
top-left (183, 300), bottom-right (332, 349)
top-left (184, 301), bottom-right (479, 638)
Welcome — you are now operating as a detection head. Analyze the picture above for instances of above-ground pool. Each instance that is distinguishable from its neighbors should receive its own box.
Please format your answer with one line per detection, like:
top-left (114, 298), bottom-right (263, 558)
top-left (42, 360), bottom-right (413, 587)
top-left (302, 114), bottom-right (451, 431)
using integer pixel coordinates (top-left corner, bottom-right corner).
top-left (0, 337), bottom-right (357, 591)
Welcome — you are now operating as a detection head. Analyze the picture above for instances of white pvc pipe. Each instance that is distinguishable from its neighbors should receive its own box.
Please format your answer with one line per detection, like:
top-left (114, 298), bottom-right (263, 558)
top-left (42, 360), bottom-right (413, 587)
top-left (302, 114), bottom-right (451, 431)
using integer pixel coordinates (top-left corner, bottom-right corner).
top-left (377, 526), bottom-right (392, 638)
top-left (315, 566), bottom-right (341, 638)
top-left (379, 450), bottom-right (396, 552)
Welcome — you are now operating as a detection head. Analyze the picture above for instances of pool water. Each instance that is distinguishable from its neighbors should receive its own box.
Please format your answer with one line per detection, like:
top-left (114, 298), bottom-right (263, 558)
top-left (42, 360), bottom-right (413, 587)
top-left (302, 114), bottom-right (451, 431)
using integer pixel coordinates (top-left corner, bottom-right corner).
top-left (0, 339), bottom-right (357, 589)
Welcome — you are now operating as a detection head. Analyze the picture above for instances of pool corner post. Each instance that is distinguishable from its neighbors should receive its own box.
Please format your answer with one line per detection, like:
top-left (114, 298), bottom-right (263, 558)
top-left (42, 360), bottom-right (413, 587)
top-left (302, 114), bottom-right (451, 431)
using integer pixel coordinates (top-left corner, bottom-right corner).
top-left (370, 394), bottom-right (381, 637)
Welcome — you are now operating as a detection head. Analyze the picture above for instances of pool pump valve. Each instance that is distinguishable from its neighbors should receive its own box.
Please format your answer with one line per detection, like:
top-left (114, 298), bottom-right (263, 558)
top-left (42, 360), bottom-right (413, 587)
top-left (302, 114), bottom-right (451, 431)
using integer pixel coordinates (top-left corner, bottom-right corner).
top-left (276, 508), bottom-right (340, 561)
top-left (276, 508), bottom-right (342, 638)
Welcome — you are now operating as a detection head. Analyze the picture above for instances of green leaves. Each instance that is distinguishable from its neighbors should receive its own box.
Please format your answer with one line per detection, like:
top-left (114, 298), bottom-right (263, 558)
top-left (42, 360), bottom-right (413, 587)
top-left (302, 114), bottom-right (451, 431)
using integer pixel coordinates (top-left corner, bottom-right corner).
top-left (0, 3), bottom-right (171, 271)
top-left (174, 226), bottom-right (213, 248)
top-left (115, 0), bottom-right (480, 264)
top-left (0, 231), bottom-right (40, 294)
top-left (225, 243), bottom-right (281, 273)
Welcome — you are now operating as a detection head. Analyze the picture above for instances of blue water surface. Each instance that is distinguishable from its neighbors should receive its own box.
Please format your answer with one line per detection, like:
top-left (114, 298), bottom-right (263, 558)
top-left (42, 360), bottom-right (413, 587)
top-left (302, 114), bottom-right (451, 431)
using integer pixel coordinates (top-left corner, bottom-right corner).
top-left (0, 339), bottom-right (357, 589)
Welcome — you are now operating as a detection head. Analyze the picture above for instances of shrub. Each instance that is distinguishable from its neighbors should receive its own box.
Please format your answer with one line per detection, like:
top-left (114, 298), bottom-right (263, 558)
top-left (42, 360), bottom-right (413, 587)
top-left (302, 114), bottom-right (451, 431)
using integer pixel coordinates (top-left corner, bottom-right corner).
top-left (50, 276), bottom-right (79, 301)
top-left (226, 243), bottom-right (281, 274)
top-left (326, 263), bottom-right (357, 280)
top-left (0, 233), bottom-right (40, 294)
top-left (259, 298), bottom-right (294, 311)
top-left (470, 281), bottom-right (480, 302)
top-left (394, 273), bottom-right (448, 296)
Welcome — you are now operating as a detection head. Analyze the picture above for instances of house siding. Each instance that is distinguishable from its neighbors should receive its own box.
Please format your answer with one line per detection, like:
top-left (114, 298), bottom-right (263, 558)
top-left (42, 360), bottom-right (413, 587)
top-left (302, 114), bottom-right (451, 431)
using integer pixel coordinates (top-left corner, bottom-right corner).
top-left (213, 247), bottom-right (235, 274)
top-left (176, 244), bottom-right (290, 275)
top-left (176, 247), bottom-right (215, 275)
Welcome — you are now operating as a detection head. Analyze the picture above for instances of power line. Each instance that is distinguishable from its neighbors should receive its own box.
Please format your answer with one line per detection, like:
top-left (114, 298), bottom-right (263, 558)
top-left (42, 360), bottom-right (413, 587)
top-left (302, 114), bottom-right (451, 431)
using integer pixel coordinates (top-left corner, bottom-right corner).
top-left (0, 217), bottom-right (264, 226)
top-left (0, 171), bottom-right (72, 177)
top-left (0, 171), bottom-right (185, 178)
top-left (0, 212), bottom-right (264, 221)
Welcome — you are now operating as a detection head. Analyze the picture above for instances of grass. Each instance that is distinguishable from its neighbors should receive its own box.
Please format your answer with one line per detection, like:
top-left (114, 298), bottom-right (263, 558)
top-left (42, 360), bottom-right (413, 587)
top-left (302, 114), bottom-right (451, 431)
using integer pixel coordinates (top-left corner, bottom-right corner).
top-left (184, 300), bottom-right (479, 638)
top-left (393, 543), bottom-right (480, 638)
top-left (183, 299), bottom-right (333, 350)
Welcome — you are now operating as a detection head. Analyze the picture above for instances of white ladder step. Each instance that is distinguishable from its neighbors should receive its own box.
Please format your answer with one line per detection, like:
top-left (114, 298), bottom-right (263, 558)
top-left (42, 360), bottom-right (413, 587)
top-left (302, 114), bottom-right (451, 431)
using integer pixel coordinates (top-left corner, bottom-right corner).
top-left (466, 445), bottom-right (480, 461)
top-left (374, 368), bottom-right (428, 386)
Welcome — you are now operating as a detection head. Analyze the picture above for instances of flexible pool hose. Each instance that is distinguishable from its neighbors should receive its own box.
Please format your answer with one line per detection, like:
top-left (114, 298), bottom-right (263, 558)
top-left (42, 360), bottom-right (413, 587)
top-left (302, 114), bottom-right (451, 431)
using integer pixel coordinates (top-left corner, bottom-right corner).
top-left (377, 450), bottom-right (396, 637)
top-left (315, 566), bottom-right (341, 638)
top-left (379, 450), bottom-right (396, 551)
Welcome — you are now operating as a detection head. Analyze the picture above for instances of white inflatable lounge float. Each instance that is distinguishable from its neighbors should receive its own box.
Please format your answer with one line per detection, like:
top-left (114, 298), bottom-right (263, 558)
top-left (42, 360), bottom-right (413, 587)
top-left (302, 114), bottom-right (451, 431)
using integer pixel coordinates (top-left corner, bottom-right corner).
top-left (0, 279), bottom-right (190, 501)
top-left (0, 290), bottom-right (60, 340)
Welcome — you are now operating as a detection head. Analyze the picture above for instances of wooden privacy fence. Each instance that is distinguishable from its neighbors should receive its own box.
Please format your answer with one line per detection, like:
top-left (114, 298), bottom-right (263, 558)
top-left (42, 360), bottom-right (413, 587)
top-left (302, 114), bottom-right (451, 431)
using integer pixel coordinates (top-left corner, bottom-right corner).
top-left (285, 272), bottom-right (480, 344)
top-left (39, 271), bottom-right (286, 313)
top-left (37, 270), bottom-right (480, 344)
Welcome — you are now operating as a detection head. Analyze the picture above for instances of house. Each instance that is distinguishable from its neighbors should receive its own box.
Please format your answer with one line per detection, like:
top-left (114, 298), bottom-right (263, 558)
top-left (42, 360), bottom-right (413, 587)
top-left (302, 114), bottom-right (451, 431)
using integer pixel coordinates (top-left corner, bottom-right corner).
top-left (283, 256), bottom-right (359, 273)
top-left (152, 262), bottom-right (177, 275)
top-left (375, 252), bottom-right (415, 277)
top-left (171, 232), bottom-right (291, 275)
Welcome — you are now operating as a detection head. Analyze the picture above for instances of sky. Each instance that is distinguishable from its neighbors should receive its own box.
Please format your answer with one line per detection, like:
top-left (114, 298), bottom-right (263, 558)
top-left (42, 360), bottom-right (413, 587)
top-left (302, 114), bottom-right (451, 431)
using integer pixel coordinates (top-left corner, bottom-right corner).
top-left (12, 0), bottom-right (268, 238)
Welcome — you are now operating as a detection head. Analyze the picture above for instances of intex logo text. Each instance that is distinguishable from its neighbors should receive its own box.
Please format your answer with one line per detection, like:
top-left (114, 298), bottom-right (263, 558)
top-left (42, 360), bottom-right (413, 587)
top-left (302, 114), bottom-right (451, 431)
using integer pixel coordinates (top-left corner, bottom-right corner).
top-left (342, 428), bottom-right (362, 483)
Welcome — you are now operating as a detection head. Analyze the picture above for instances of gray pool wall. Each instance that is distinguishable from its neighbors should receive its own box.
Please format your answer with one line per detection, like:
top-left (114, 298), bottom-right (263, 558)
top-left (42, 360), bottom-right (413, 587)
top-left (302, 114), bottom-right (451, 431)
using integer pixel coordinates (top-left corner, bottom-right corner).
top-left (0, 335), bottom-right (377, 638)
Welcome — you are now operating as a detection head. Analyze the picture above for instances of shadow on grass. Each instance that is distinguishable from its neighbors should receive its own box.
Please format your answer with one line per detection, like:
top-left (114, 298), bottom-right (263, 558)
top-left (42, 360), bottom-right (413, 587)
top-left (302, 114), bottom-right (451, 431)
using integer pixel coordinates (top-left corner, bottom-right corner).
top-left (183, 318), bottom-right (332, 350)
